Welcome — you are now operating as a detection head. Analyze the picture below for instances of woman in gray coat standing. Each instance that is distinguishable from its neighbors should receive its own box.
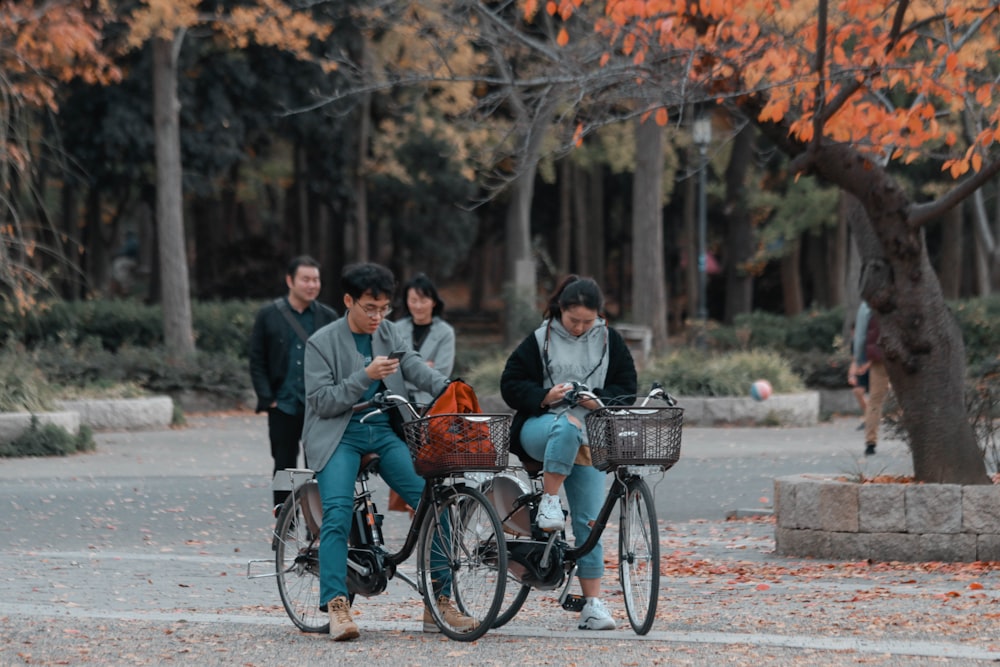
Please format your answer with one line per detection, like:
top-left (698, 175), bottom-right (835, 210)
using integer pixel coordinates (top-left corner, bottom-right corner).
top-left (396, 273), bottom-right (456, 407)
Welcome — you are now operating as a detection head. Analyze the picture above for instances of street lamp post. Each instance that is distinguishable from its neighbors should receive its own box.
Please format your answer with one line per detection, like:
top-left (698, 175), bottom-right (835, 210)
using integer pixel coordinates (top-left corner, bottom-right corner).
top-left (693, 115), bottom-right (712, 324)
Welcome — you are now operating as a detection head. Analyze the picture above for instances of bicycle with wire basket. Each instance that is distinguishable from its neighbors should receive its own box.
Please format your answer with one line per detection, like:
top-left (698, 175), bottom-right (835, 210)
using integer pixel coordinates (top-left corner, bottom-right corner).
top-left (479, 383), bottom-right (682, 635)
top-left (247, 391), bottom-right (511, 641)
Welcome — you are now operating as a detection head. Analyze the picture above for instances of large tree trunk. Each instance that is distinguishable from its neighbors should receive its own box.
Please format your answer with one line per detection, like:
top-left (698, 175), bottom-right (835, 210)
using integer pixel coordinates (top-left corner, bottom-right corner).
top-left (826, 203), bottom-right (848, 308)
top-left (722, 125), bottom-right (754, 323)
top-left (780, 238), bottom-right (803, 315)
top-left (938, 203), bottom-right (963, 300)
top-left (503, 102), bottom-right (552, 345)
top-left (557, 159), bottom-right (571, 274)
top-left (587, 165), bottom-right (606, 290)
top-left (571, 164), bottom-right (590, 276)
top-left (631, 117), bottom-right (668, 351)
top-left (152, 35), bottom-right (195, 358)
top-left (819, 148), bottom-right (987, 485)
top-left (682, 152), bottom-right (697, 331)
top-left (505, 163), bottom-right (538, 344)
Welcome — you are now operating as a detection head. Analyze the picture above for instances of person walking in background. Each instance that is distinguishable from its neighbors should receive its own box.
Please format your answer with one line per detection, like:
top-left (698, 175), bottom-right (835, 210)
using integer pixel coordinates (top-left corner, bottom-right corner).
top-left (302, 262), bottom-right (473, 641)
top-left (847, 322), bottom-right (870, 431)
top-left (500, 275), bottom-right (637, 631)
top-left (396, 273), bottom-right (455, 406)
top-left (249, 256), bottom-right (339, 508)
top-left (852, 300), bottom-right (888, 456)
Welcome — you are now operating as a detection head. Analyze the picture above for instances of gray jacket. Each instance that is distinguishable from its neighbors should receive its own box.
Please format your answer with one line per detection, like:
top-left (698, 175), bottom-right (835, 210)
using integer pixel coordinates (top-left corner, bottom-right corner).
top-left (396, 316), bottom-right (456, 405)
top-left (302, 318), bottom-right (449, 473)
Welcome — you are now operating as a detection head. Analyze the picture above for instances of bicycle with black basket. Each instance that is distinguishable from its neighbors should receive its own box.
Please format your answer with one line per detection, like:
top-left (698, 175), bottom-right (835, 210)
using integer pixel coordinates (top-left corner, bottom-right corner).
top-left (480, 383), bottom-right (682, 635)
top-left (247, 392), bottom-right (511, 641)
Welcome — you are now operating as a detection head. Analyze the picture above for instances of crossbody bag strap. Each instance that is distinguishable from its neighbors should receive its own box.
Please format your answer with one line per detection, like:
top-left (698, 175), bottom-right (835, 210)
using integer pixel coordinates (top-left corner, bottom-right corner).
top-left (274, 298), bottom-right (310, 344)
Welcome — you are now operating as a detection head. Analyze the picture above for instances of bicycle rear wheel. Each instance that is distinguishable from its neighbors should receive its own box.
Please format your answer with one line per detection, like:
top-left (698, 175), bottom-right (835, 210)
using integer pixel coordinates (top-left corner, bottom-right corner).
top-left (275, 482), bottom-right (328, 633)
top-left (619, 476), bottom-right (659, 635)
top-left (418, 484), bottom-right (507, 641)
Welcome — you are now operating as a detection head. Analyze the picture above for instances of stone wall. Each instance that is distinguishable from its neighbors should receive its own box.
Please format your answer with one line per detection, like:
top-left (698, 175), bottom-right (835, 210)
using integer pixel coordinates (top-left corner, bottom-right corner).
top-left (775, 474), bottom-right (1000, 562)
top-left (55, 396), bottom-right (174, 431)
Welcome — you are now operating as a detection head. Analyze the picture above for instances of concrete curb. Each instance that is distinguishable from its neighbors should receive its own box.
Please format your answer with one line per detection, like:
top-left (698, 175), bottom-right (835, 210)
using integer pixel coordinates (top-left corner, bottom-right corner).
top-left (677, 391), bottom-right (819, 426)
top-left (53, 396), bottom-right (174, 431)
top-left (774, 473), bottom-right (1000, 562)
top-left (0, 411), bottom-right (80, 442)
top-left (480, 392), bottom-right (821, 426)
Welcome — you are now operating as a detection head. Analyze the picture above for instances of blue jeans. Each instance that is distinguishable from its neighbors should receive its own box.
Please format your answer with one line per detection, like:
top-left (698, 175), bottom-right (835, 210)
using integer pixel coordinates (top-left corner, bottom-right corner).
top-left (315, 420), bottom-right (426, 606)
top-left (520, 412), bottom-right (606, 579)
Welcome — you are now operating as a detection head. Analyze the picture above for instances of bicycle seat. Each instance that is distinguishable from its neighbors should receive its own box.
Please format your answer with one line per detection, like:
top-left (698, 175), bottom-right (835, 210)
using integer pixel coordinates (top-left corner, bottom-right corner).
top-left (359, 453), bottom-right (380, 477)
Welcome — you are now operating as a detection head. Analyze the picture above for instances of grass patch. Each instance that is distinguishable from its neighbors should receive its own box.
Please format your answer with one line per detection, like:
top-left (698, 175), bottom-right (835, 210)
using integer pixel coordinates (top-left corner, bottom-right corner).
top-left (0, 418), bottom-right (94, 458)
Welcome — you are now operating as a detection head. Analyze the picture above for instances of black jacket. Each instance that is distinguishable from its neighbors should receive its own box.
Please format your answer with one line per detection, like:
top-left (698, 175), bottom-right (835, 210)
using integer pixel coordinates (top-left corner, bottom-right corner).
top-left (500, 326), bottom-right (637, 458)
top-left (249, 299), bottom-right (339, 412)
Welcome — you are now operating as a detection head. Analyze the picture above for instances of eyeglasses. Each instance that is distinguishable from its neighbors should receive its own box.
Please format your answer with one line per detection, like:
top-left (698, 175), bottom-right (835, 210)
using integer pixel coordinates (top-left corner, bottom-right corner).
top-left (358, 304), bottom-right (392, 319)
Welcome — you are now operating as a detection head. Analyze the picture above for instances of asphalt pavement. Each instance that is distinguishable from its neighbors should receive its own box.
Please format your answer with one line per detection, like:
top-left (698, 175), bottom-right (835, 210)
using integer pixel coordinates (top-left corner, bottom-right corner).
top-left (1, 411), bottom-right (998, 666)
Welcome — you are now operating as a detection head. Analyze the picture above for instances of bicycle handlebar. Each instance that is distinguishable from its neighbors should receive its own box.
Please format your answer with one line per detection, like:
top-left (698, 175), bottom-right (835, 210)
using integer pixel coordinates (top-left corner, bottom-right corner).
top-left (355, 392), bottom-right (422, 422)
top-left (564, 383), bottom-right (678, 408)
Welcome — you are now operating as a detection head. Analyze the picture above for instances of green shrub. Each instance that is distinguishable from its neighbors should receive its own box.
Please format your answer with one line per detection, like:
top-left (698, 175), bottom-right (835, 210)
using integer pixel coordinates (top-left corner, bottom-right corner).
top-left (0, 417), bottom-right (93, 458)
top-left (32, 341), bottom-right (251, 401)
top-left (952, 297), bottom-right (1000, 367)
top-left (719, 307), bottom-right (844, 354)
top-left (193, 300), bottom-right (262, 357)
top-left (641, 349), bottom-right (804, 397)
top-left (0, 298), bottom-right (264, 357)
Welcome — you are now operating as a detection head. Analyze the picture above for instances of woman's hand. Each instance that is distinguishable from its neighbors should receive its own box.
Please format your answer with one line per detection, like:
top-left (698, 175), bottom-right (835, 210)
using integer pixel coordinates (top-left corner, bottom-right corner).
top-left (542, 382), bottom-right (573, 408)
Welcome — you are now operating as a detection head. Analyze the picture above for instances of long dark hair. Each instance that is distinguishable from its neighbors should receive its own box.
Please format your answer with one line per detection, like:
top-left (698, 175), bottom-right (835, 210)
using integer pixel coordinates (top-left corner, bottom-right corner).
top-left (401, 273), bottom-right (445, 318)
top-left (544, 275), bottom-right (604, 320)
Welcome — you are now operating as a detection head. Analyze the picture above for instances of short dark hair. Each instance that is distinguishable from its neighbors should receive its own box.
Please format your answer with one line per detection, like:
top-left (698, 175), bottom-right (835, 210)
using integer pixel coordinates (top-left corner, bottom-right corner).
top-left (401, 273), bottom-right (445, 317)
top-left (342, 262), bottom-right (396, 300)
top-left (545, 275), bottom-right (604, 320)
top-left (287, 255), bottom-right (320, 279)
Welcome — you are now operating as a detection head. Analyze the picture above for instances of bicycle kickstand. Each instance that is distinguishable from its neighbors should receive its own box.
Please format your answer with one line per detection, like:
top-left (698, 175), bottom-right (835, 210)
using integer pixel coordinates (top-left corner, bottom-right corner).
top-left (556, 562), bottom-right (586, 612)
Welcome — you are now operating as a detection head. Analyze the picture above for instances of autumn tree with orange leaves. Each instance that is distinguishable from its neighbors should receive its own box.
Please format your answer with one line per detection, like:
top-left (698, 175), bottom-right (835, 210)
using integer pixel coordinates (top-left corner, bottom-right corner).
top-left (0, 0), bottom-right (119, 310)
top-left (535, 0), bottom-right (999, 483)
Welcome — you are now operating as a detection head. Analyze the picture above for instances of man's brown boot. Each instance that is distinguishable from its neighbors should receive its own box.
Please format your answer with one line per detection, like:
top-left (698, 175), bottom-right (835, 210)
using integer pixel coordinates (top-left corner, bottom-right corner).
top-left (423, 595), bottom-right (477, 633)
top-left (328, 595), bottom-right (359, 641)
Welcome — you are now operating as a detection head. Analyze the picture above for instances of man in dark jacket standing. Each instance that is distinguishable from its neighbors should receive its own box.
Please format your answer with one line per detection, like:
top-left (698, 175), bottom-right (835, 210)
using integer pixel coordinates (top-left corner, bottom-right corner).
top-left (250, 256), bottom-right (338, 507)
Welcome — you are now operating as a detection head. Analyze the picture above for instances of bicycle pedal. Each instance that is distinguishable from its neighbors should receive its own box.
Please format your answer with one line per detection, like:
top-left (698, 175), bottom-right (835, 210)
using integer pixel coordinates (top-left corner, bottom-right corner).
top-left (562, 595), bottom-right (586, 612)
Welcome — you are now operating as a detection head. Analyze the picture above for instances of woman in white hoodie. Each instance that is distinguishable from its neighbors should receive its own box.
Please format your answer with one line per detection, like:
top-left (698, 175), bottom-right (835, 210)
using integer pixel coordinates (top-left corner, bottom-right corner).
top-left (500, 275), bottom-right (637, 631)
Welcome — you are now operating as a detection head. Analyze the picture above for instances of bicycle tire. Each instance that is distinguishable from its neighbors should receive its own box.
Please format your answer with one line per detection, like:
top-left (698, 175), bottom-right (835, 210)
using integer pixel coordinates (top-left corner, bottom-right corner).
top-left (491, 582), bottom-right (531, 628)
top-left (418, 484), bottom-right (507, 641)
top-left (275, 484), bottom-right (328, 633)
top-left (477, 475), bottom-right (532, 628)
top-left (619, 476), bottom-right (659, 635)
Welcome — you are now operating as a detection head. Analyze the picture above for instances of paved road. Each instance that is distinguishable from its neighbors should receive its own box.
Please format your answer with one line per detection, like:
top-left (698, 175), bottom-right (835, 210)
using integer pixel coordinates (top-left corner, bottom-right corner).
top-left (1, 413), bottom-right (997, 666)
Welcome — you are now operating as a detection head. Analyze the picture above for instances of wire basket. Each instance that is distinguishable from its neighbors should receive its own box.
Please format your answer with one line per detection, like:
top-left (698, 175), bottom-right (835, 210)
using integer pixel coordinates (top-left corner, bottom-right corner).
top-left (402, 413), bottom-right (512, 477)
top-left (585, 405), bottom-right (684, 471)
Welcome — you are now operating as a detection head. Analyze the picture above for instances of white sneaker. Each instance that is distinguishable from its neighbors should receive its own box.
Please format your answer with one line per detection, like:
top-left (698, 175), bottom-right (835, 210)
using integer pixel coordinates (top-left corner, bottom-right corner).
top-left (578, 597), bottom-right (616, 630)
top-left (536, 493), bottom-right (565, 531)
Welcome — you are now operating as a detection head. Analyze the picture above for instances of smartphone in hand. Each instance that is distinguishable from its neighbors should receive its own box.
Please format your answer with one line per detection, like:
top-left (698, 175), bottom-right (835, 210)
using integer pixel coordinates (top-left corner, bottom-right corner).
top-left (388, 350), bottom-right (406, 361)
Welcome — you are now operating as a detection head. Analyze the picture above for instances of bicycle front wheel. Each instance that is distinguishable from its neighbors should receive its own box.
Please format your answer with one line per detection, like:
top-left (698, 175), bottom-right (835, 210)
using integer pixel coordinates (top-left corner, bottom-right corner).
top-left (619, 476), bottom-right (660, 635)
top-left (418, 484), bottom-right (507, 641)
top-left (275, 483), bottom-right (328, 633)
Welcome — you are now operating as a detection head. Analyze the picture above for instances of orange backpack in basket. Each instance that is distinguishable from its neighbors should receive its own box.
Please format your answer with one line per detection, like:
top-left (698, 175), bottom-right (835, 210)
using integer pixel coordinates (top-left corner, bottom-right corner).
top-left (415, 379), bottom-right (493, 473)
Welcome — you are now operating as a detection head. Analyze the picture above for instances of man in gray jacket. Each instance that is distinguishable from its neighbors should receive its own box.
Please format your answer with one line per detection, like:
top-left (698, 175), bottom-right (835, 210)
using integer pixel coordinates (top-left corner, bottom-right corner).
top-left (302, 262), bottom-right (471, 641)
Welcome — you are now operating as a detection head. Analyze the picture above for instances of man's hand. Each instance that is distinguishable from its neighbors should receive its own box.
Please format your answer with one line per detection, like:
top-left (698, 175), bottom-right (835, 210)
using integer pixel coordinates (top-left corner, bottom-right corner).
top-left (367, 355), bottom-right (401, 381)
